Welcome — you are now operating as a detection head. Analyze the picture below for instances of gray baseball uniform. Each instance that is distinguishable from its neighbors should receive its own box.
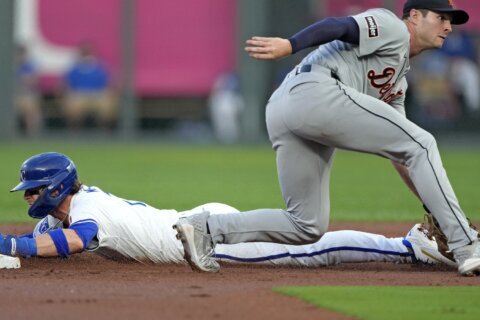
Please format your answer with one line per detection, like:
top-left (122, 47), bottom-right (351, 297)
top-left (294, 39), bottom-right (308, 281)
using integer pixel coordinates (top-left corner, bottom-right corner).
top-left (208, 8), bottom-right (478, 250)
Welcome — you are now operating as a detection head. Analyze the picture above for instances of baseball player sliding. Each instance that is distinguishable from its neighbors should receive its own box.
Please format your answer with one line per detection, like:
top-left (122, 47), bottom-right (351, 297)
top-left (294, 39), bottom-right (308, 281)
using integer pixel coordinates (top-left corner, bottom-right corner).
top-left (173, 0), bottom-right (480, 276)
top-left (0, 152), bottom-right (454, 268)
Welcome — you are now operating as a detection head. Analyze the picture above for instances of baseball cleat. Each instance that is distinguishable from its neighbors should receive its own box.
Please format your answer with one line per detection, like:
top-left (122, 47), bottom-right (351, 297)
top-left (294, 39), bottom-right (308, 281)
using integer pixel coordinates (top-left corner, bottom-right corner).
top-left (173, 211), bottom-right (220, 273)
top-left (403, 224), bottom-right (456, 267)
top-left (0, 254), bottom-right (21, 269)
top-left (453, 240), bottom-right (480, 276)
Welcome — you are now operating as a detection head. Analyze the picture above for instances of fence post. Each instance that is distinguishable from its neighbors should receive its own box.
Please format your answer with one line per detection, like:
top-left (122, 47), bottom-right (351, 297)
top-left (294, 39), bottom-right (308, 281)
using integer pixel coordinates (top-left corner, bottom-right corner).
top-left (0, 1), bottom-right (17, 140)
top-left (119, 0), bottom-right (137, 140)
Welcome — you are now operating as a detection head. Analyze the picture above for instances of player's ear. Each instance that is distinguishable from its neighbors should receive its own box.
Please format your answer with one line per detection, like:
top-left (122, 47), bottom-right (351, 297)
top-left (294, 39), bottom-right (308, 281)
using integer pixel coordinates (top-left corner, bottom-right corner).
top-left (408, 9), bottom-right (421, 24)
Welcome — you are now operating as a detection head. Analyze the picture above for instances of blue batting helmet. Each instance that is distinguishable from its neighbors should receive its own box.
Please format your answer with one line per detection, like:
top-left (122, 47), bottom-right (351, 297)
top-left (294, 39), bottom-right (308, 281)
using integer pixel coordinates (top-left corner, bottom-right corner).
top-left (10, 152), bottom-right (77, 219)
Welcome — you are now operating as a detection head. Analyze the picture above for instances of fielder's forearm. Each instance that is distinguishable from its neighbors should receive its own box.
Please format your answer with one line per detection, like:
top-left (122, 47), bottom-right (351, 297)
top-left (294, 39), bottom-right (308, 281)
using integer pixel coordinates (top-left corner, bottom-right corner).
top-left (392, 160), bottom-right (421, 200)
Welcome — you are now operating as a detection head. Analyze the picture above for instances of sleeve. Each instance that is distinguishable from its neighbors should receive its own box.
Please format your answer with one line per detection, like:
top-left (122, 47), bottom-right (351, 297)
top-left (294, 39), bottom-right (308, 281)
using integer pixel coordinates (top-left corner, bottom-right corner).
top-left (69, 204), bottom-right (100, 226)
top-left (352, 9), bottom-right (409, 57)
top-left (69, 221), bottom-right (99, 249)
top-left (68, 202), bottom-right (101, 248)
top-left (44, 220), bottom-right (98, 257)
top-left (288, 16), bottom-right (359, 54)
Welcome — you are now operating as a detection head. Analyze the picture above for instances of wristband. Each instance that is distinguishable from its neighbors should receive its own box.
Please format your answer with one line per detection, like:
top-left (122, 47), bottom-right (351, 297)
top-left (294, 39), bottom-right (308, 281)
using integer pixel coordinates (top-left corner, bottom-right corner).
top-left (11, 236), bottom-right (38, 257)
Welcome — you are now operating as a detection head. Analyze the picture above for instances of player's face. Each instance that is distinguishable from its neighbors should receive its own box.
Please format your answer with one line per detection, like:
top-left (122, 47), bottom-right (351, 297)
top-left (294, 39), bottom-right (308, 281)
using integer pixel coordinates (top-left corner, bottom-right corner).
top-left (417, 10), bottom-right (453, 49)
top-left (23, 187), bottom-right (43, 207)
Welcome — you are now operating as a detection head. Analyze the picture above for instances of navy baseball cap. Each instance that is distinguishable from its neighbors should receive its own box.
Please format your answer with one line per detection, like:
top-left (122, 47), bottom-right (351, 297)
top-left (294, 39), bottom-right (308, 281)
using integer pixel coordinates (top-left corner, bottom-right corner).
top-left (403, 0), bottom-right (469, 25)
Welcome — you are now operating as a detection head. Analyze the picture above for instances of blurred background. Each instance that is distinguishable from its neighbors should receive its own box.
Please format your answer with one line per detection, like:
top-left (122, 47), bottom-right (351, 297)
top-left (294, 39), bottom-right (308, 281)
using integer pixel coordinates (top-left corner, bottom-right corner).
top-left (1, 0), bottom-right (480, 143)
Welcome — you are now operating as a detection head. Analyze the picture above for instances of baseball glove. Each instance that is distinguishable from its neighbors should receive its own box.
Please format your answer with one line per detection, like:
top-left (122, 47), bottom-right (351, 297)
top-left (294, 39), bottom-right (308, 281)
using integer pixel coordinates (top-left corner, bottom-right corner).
top-left (423, 213), bottom-right (478, 263)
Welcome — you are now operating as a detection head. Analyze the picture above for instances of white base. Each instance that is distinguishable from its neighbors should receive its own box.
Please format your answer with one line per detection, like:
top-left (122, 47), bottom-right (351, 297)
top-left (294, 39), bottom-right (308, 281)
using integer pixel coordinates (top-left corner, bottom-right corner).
top-left (0, 254), bottom-right (21, 269)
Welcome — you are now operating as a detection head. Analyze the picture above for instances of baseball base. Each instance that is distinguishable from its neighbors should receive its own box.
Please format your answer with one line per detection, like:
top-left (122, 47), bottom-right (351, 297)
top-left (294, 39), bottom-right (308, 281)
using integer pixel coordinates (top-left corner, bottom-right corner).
top-left (0, 254), bottom-right (21, 269)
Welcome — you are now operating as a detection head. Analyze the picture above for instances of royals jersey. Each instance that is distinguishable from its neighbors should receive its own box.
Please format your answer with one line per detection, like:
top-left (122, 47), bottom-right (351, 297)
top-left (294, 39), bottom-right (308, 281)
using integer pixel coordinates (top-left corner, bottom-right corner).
top-left (302, 8), bottom-right (410, 112)
top-left (33, 185), bottom-right (185, 263)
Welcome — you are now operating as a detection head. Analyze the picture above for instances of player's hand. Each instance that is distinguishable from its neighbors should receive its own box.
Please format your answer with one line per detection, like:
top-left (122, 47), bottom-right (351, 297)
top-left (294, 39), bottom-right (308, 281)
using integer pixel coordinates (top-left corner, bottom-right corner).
top-left (245, 37), bottom-right (292, 60)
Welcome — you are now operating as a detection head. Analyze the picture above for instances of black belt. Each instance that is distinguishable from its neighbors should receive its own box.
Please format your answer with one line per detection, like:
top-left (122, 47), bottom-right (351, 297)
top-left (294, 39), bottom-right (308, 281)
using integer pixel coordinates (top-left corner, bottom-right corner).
top-left (295, 64), bottom-right (339, 81)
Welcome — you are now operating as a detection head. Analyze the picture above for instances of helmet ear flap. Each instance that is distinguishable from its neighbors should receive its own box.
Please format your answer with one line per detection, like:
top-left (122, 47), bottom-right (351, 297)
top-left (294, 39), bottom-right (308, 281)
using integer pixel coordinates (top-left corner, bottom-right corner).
top-left (28, 170), bottom-right (75, 219)
top-left (47, 170), bottom-right (74, 196)
top-left (28, 189), bottom-right (53, 219)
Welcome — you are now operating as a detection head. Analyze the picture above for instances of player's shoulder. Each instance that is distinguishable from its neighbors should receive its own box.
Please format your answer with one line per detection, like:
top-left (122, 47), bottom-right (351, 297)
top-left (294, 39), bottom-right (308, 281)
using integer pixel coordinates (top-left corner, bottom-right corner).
top-left (353, 8), bottom-right (404, 27)
top-left (75, 185), bottom-right (107, 199)
top-left (357, 8), bottom-right (398, 20)
top-left (70, 185), bottom-right (108, 210)
top-left (69, 185), bottom-right (106, 222)
top-left (353, 8), bottom-right (408, 42)
top-left (80, 185), bottom-right (103, 193)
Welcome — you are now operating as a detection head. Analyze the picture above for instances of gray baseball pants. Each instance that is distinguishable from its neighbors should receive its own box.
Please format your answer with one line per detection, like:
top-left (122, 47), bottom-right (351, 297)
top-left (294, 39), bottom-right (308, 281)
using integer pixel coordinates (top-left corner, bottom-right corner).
top-left (208, 65), bottom-right (477, 250)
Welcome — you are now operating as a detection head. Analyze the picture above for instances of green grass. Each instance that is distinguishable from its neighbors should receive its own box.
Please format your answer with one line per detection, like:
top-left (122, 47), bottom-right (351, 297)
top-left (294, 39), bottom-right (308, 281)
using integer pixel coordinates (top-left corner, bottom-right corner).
top-left (3, 141), bottom-right (478, 316)
top-left (0, 141), bottom-right (479, 223)
top-left (275, 286), bottom-right (480, 320)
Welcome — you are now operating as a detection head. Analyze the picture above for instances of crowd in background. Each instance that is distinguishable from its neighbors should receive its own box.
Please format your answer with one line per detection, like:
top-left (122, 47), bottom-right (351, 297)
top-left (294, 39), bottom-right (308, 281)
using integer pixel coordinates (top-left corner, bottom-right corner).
top-left (407, 29), bottom-right (480, 130)
top-left (13, 7), bottom-right (480, 140)
top-left (15, 43), bottom-right (117, 137)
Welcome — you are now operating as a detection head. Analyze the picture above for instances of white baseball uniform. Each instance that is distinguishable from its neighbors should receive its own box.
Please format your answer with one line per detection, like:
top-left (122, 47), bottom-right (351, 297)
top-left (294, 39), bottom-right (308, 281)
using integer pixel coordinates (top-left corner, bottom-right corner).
top-left (31, 185), bottom-right (412, 266)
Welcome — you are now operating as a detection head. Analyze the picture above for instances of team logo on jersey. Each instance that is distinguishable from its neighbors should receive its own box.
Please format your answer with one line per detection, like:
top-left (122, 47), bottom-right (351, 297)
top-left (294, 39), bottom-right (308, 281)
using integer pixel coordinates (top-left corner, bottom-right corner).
top-left (365, 16), bottom-right (378, 38)
top-left (37, 219), bottom-right (50, 234)
top-left (367, 67), bottom-right (403, 103)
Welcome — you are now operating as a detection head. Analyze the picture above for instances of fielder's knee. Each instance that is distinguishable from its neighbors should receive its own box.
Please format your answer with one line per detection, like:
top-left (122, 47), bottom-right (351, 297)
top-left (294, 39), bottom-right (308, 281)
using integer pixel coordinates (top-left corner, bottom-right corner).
top-left (418, 131), bottom-right (437, 150)
top-left (405, 130), bottom-right (438, 162)
top-left (299, 223), bottom-right (327, 243)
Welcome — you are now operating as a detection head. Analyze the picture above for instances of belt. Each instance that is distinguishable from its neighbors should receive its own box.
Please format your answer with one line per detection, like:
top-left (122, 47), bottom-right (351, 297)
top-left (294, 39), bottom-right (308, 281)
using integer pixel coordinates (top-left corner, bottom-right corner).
top-left (294, 64), bottom-right (339, 80)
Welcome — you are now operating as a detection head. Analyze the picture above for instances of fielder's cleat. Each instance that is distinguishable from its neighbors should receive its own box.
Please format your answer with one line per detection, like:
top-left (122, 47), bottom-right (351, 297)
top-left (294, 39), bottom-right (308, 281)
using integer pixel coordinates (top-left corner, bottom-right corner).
top-left (403, 224), bottom-right (456, 267)
top-left (172, 211), bottom-right (220, 273)
top-left (453, 240), bottom-right (480, 276)
top-left (0, 254), bottom-right (21, 269)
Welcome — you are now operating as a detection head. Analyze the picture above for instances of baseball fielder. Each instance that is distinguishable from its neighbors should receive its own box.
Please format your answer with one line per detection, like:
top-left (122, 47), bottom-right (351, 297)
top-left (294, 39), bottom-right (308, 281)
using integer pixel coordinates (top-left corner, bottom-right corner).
top-left (0, 152), bottom-right (453, 268)
top-left (173, 0), bottom-right (480, 276)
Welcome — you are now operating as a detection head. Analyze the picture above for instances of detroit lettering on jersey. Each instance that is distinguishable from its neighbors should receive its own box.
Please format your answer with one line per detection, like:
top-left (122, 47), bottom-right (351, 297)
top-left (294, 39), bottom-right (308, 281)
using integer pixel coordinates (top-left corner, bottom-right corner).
top-left (367, 67), bottom-right (404, 103)
top-left (355, 9), bottom-right (409, 105)
top-left (302, 9), bottom-right (410, 108)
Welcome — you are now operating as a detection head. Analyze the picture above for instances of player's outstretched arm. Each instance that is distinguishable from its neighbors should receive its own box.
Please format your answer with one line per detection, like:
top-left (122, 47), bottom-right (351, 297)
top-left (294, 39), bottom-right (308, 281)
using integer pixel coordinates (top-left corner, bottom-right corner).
top-left (0, 230), bottom-right (85, 258)
top-left (0, 221), bottom-right (97, 258)
top-left (36, 229), bottom-right (84, 257)
top-left (37, 222), bottom-right (98, 257)
top-left (246, 16), bottom-right (360, 61)
top-left (245, 36), bottom-right (292, 60)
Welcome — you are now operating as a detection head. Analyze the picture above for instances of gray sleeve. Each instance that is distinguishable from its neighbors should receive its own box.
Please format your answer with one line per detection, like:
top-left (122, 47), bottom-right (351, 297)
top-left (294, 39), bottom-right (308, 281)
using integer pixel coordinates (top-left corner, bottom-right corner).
top-left (352, 9), bottom-right (409, 57)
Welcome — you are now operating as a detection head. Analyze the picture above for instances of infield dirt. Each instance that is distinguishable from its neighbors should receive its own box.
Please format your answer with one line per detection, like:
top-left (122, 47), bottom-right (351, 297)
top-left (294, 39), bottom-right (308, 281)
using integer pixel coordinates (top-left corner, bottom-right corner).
top-left (1, 222), bottom-right (479, 320)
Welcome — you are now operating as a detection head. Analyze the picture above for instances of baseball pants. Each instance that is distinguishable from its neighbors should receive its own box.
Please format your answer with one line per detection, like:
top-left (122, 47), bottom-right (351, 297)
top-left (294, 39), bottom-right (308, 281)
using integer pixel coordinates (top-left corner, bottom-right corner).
top-left (208, 65), bottom-right (478, 250)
